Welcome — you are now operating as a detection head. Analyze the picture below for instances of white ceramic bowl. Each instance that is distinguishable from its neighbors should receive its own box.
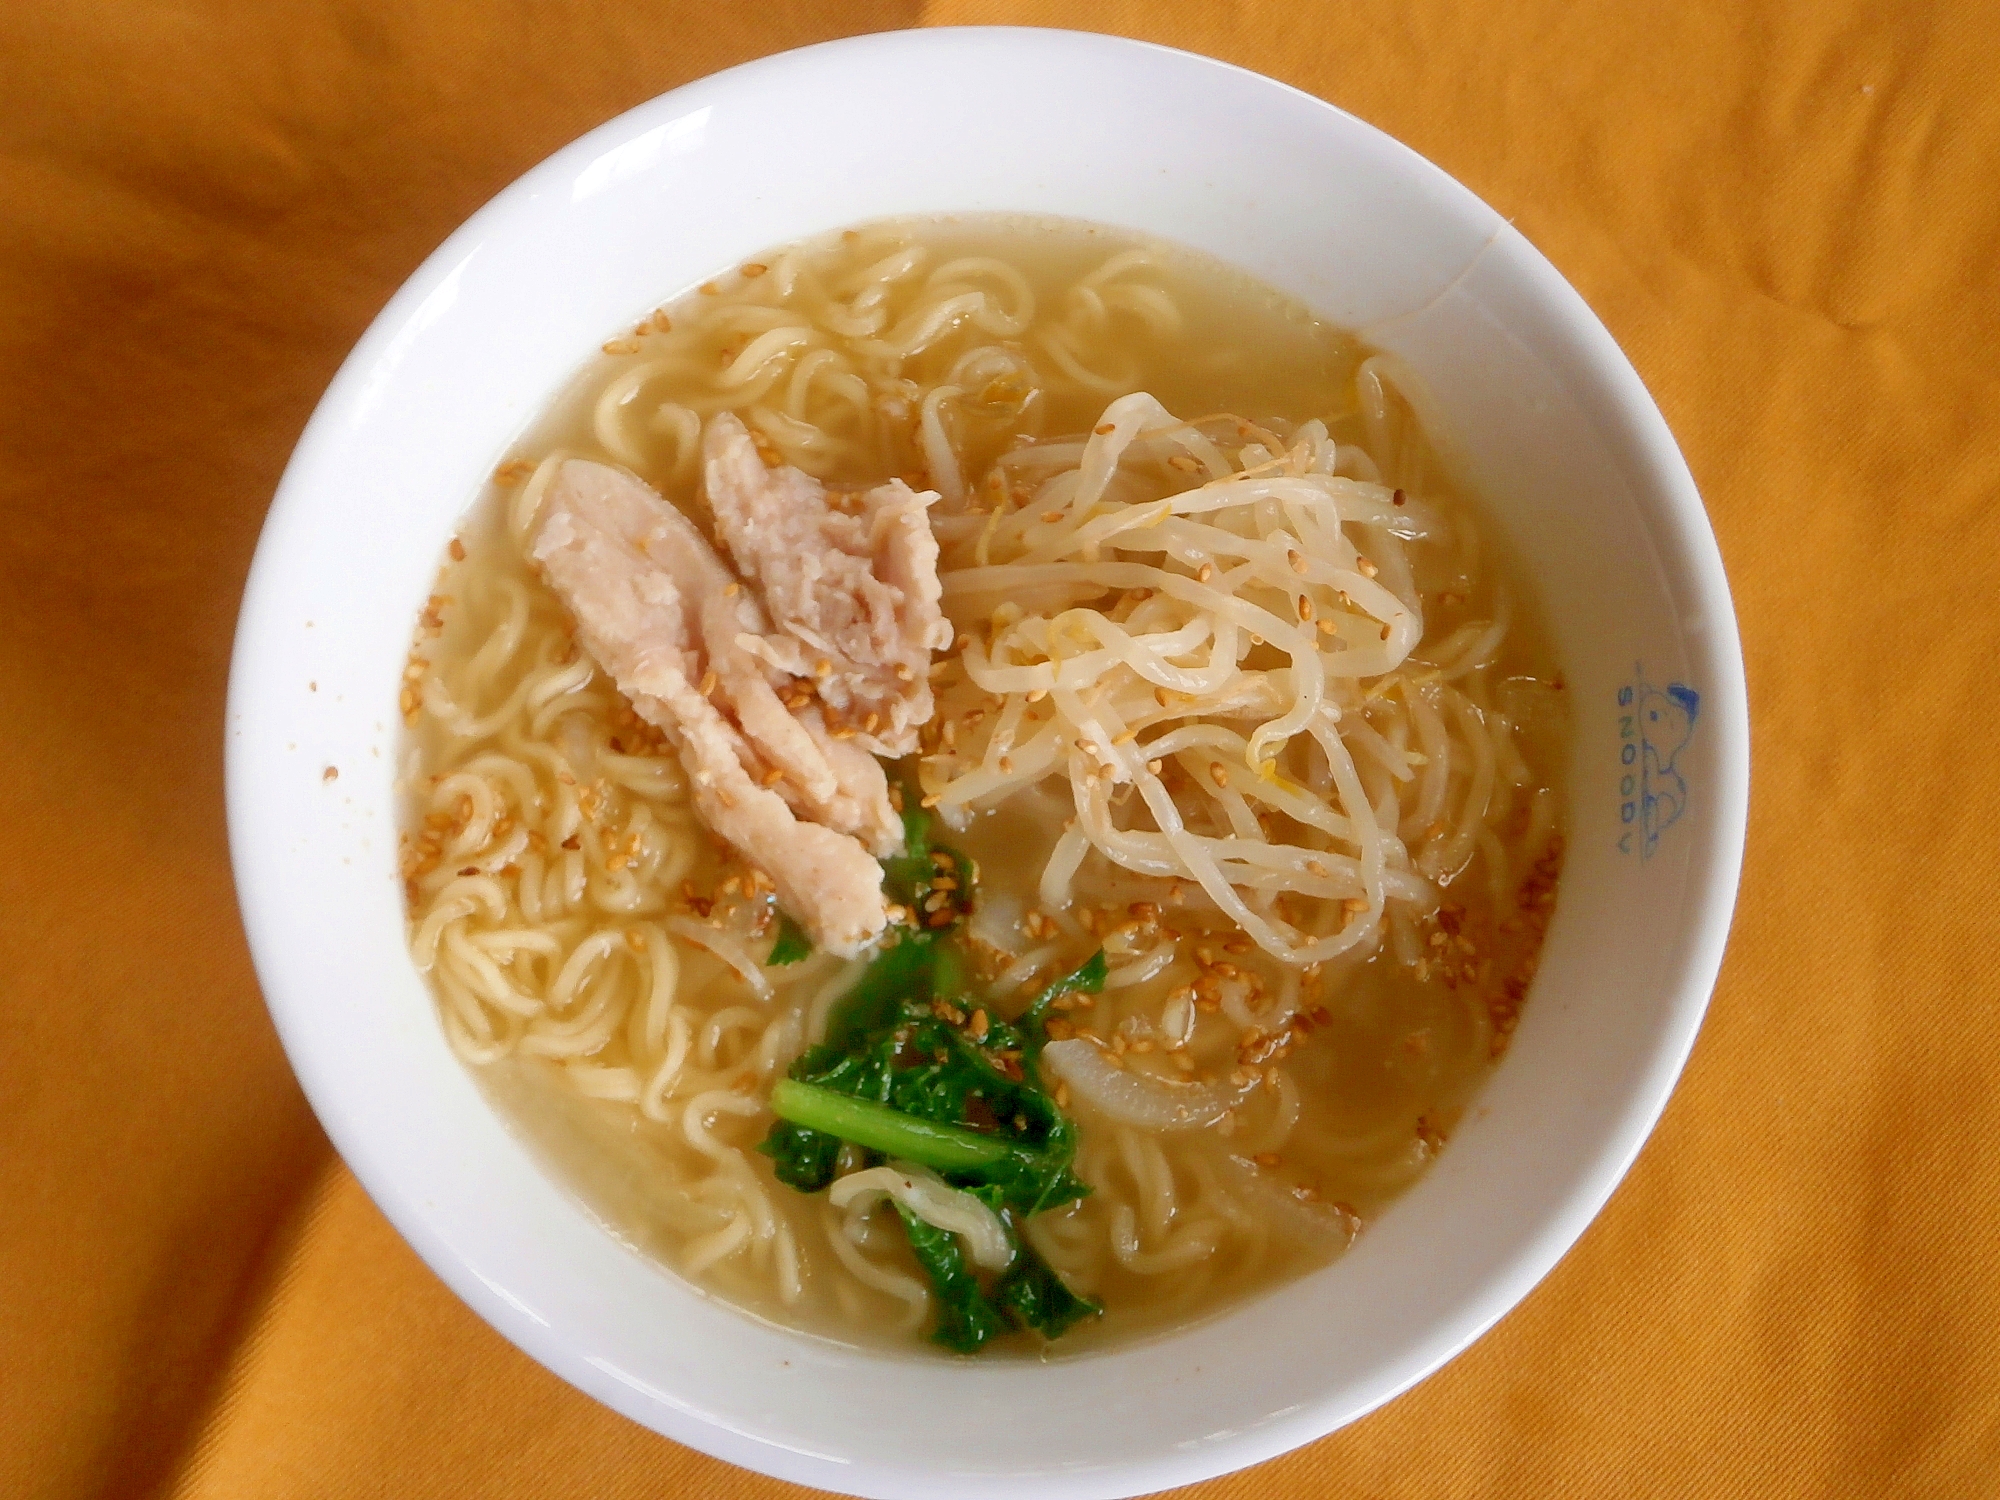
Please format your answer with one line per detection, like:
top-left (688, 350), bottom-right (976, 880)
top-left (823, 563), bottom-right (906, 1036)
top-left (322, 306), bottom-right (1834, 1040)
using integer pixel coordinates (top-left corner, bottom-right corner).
top-left (227, 27), bottom-right (1747, 1499)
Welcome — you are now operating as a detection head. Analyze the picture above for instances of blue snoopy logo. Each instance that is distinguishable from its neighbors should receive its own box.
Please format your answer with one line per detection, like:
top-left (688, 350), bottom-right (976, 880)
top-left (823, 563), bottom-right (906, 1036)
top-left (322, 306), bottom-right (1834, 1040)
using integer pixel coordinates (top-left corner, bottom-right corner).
top-left (1618, 671), bottom-right (1700, 858)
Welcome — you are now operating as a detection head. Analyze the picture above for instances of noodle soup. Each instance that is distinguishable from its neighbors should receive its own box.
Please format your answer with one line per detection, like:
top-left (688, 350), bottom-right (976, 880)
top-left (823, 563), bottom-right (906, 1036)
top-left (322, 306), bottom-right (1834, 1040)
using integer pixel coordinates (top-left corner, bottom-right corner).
top-left (399, 215), bottom-right (1567, 1353)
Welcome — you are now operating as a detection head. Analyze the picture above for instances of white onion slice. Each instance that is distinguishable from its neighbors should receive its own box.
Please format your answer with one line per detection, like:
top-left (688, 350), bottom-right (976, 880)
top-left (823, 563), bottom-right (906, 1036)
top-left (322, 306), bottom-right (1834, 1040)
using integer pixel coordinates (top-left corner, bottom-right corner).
top-left (1215, 1153), bottom-right (1357, 1246)
top-left (829, 1162), bottom-right (1014, 1270)
top-left (1041, 1039), bottom-right (1254, 1132)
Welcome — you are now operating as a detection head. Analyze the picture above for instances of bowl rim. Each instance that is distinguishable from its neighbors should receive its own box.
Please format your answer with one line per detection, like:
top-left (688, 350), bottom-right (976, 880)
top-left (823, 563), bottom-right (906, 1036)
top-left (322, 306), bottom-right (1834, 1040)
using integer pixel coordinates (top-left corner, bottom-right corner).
top-left (227, 24), bottom-right (1749, 1498)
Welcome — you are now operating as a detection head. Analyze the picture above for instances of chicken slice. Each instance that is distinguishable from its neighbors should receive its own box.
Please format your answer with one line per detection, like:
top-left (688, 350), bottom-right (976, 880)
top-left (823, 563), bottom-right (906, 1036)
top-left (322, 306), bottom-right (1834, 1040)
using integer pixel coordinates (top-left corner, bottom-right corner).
top-left (702, 413), bottom-right (951, 757)
top-left (530, 459), bottom-right (896, 955)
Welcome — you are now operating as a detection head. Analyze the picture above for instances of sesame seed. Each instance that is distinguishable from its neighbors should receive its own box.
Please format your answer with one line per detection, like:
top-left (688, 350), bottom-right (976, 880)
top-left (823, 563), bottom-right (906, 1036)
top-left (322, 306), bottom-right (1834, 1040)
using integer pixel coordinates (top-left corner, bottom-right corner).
top-left (1342, 897), bottom-right (1369, 914)
top-left (998, 755), bottom-right (1014, 773)
top-left (1357, 557), bottom-right (1379, 578)
top-left (1392, 488), bottom-right (1407, 506)
top-left (723, 582), bottom-right (740, 598)
top-left (741, 262), bottom-right (768, 277)
top-left (1042, 509), bottom-right (1065, 523)
top-left (448, 537), bottom-right (466, 561)
top-left (1197, 563), bottom-right (1214, 583)
top-left (1289, 552), bottom-right (1307, 575)
top-left (1254, 1152), bottom-right (1281, 1169)
top-left (1146, 759), bottom-right (1164, 775)
top-left (699, 670), bottom-right (718, 696)
top-left (1094, 422), bottom-right (1115, 435)
top-left (1208, 763), bottom-right (1230, 789)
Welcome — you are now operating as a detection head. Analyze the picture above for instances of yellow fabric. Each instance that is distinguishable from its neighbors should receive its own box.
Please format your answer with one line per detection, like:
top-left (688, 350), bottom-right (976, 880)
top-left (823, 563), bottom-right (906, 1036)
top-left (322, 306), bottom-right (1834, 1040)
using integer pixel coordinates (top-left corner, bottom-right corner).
top-left (5, 1), bottom-right (1997, 1494)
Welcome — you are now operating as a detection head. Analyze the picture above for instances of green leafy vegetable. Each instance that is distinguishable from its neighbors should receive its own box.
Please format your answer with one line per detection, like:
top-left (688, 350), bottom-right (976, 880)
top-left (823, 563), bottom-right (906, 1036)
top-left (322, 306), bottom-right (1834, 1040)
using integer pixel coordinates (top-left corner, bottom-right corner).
top-left (1017, 949), bottom-right (1111, 1071)
top-left (996, 1238), bottom-right (1103, 1340)
top-left (880, 788), bottom-right (978, 934)
top-left (759, 1119), bottom-right (841, 1192)
top-left (767, 912), bottom-right (813, 966)
top-left (770, 1080), bottom-right (1015, 1172)
top-left (754, 798), bottom-right (1102, 1350)
top-left (896, 1204), bottom-right (1006, 1353)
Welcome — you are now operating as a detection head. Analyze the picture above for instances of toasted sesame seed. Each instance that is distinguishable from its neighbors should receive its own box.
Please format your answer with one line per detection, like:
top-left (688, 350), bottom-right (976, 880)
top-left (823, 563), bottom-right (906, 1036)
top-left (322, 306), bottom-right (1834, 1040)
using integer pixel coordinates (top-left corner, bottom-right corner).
top-left (741, 262), bottom-right (768, 277)
top-left (448, 537), bottom-right (466, 561)
top-left (699, 670), bottom-right (718, 696)
top-left (1208, 763), bottom-right (1230, 789)
top-left (1343, 896), bottom-right (1369, 914)
top-left (1197, 563), bottom-right (1214, 583)
top-left (998, 755), bottom-right (1015, 773)
top-left (1146, 758), bottom-right (1164, 775)
top-left (1392, 488), bottom-right (1407, 506)
top-left (723, 582), bottom-right (740, 598)
top-left (1356, 556), bottom-right (1379, 578)
top-left (1290, 551), bottom-right (1307, 575)
top-left (1254, 1151), bottom-right (1281, 1169)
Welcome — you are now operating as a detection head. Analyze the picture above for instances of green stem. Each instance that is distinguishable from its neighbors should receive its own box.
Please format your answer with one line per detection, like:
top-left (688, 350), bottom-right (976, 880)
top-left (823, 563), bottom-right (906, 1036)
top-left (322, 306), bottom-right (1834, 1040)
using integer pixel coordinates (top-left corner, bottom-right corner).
top-left (769, 1079), bottom-right (1013, 1172)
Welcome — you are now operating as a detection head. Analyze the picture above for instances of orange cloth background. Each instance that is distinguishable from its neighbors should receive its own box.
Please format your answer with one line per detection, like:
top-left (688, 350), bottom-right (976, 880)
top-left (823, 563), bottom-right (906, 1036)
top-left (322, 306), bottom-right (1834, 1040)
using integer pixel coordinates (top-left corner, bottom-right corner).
top-left (5, 1), bottom-right (1998, 1495)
